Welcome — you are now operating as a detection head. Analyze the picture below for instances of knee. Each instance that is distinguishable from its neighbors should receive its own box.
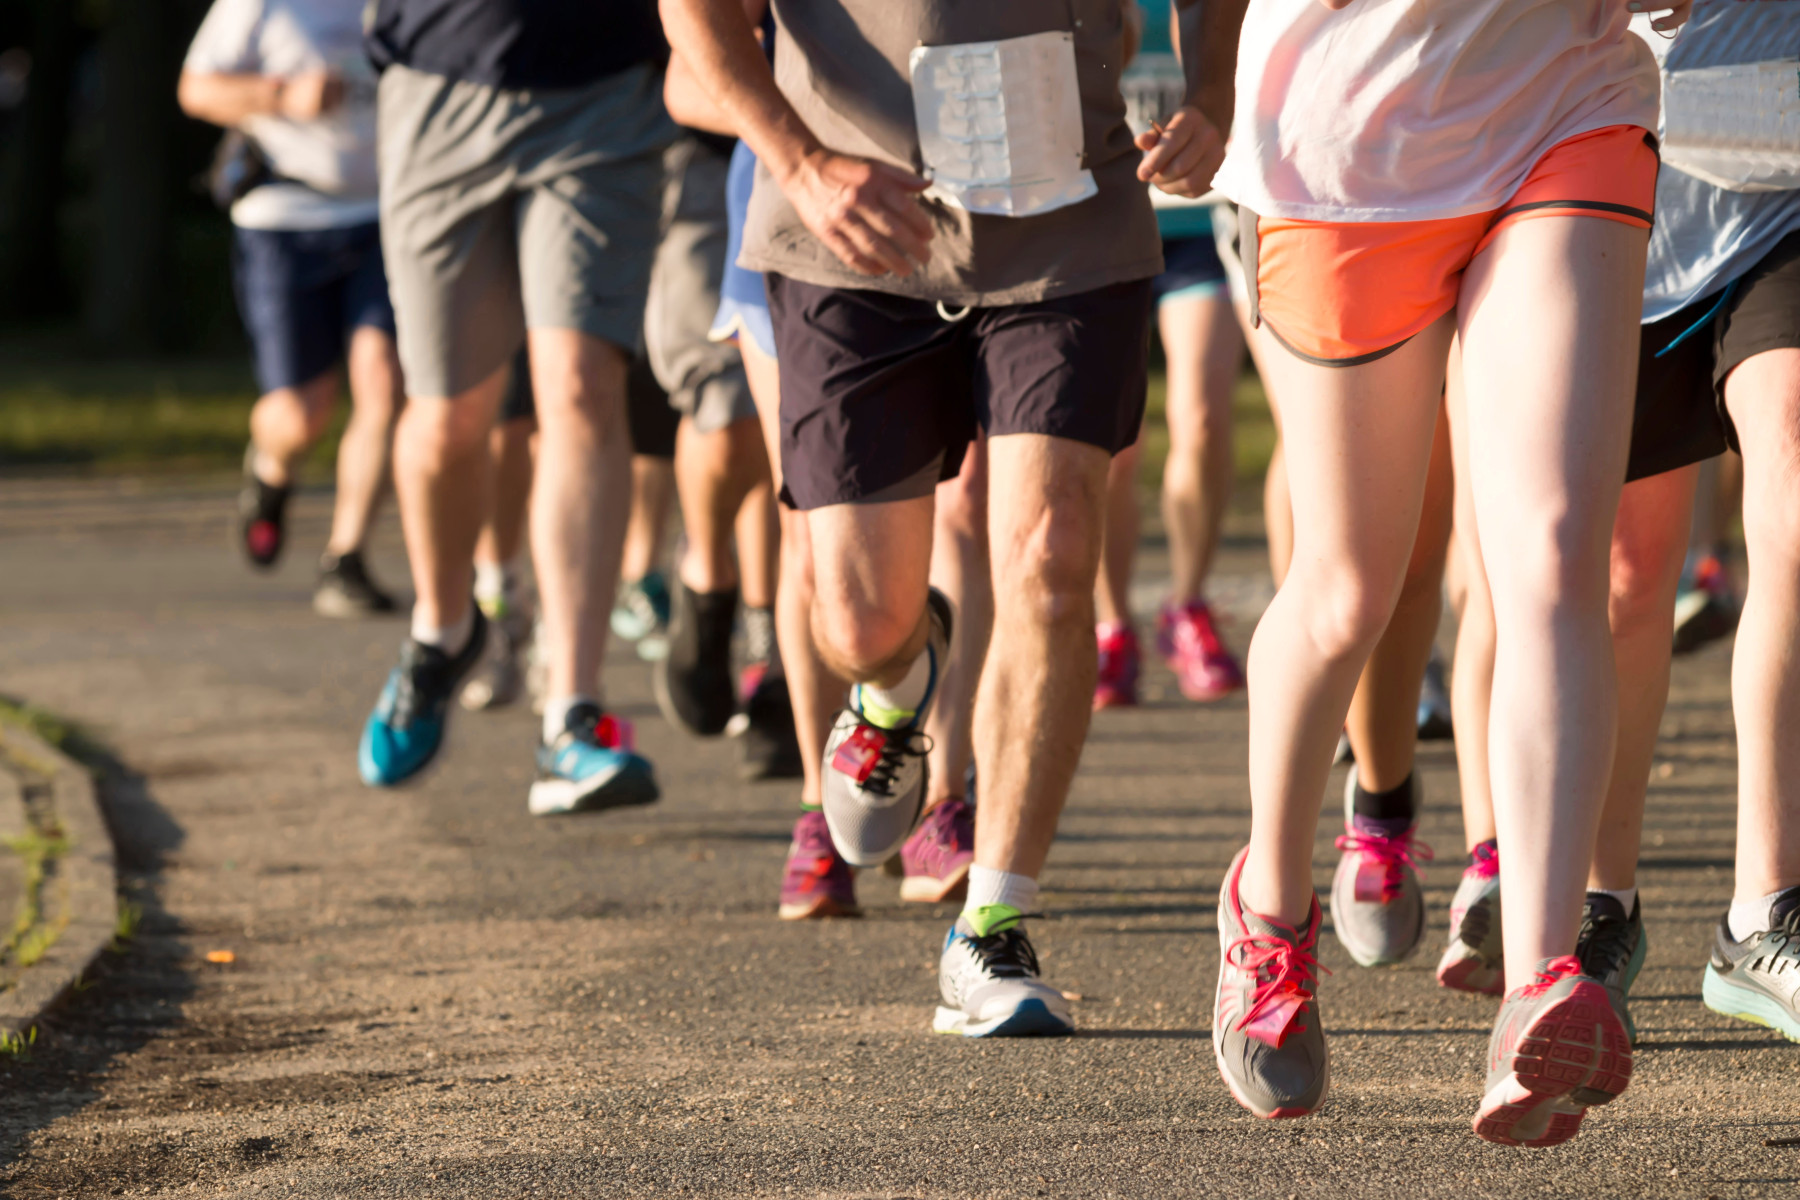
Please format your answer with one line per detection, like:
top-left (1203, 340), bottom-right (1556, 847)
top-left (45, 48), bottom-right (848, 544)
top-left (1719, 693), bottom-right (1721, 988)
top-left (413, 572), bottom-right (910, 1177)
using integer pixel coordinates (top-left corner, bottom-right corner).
top-left (1285, 565), bottom-right (1399, 663)
top-left (1608, 526), bottom-right (1684, 640)
top-left (1491, 509), bottom-right (1613, 619)
top-left (813, 593), bottom-right (920, 678)
top-left (993, 501), bottom-right (1101, 627)
top-left (402, 397), bottom-right (490, 466)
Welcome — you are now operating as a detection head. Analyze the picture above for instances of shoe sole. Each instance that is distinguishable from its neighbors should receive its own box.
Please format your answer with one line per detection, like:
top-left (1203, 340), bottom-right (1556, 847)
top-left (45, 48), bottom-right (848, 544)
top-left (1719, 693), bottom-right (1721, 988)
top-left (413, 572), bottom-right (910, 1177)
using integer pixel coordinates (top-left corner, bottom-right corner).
top-left (1702, 964), bottom-right (1800, 1041)
top-left (528, 766), bottom-right (661, 816)
top-left (899, 862), bottom-right (971, 904)
top-left (933, 999), bottom-right (1073, 1038)
top-left (1177, 678), bottom-right (1243, 703)
top-left (1092, 692), bottom-right (1137, 711)
top-left (1211, 1027), bottom-right (1329, 1119)
top-left (1436, 943), bottom-right (1505, 995)
top-left (776, 895), bottom-right (862, 921)
top-left (1473, 981), bottom-right (1632, 1147)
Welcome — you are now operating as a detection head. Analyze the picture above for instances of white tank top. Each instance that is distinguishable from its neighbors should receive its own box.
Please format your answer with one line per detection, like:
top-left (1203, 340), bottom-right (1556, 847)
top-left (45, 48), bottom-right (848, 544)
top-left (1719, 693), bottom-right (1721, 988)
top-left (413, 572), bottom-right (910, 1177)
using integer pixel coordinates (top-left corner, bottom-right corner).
top-left (1212, 0), bottom-right (1660, 223)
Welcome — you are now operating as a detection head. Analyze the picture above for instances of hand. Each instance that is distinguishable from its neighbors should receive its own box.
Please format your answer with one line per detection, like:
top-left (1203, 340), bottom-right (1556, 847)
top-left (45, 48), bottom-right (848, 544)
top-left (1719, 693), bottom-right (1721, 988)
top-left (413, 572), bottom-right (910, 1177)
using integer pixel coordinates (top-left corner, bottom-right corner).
top-left (1628, 0), bottom-right (1693, 34)
top-left (784, 150), bottom-right (934, 276)
top-left (276, 70), bottom-right (345, 120)
top-left (1135, 105), bottom-right (1226, 200)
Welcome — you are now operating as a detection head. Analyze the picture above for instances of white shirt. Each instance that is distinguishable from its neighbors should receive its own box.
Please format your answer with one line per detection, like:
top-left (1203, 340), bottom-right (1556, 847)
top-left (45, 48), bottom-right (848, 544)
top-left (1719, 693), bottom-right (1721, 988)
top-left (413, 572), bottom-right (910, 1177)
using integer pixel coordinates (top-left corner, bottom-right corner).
top-left (1635, 4), bottom-right (1800, 322)
top-left (1213, 0), bottom-right (1660, 222)
top-left (185, 0), bottom-right (380, 230)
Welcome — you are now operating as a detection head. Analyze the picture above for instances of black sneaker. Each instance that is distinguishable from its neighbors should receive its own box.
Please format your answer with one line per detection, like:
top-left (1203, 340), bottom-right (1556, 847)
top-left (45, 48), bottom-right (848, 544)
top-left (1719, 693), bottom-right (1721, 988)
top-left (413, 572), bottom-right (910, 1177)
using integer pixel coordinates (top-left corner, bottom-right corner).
top-left (1574, 892), bottom-right (1647, 1043)
top-left (315, 550), bottom-right (399, 618)
top-left (736, 668), bottom-right (803, 781)
top-left (652, 580), bottom-right (737, 737)
top-left (237, 449), bottom-right (289, 570)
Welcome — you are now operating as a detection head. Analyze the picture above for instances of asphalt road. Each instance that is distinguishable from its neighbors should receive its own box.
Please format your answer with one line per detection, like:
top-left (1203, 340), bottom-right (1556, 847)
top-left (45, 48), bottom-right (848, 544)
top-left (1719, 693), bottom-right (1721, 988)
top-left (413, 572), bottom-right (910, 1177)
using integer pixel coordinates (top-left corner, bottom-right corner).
top-left (0, 475), bottom-right (1792, 1200)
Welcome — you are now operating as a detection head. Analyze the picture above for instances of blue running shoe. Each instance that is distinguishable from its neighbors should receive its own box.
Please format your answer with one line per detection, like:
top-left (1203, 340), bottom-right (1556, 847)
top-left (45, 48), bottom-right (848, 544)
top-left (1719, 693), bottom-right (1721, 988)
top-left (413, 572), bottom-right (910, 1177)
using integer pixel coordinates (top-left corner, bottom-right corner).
top-left (358, 608), bottom-right (487, 787)
top-left (528, 700), bottom-right (660, 816)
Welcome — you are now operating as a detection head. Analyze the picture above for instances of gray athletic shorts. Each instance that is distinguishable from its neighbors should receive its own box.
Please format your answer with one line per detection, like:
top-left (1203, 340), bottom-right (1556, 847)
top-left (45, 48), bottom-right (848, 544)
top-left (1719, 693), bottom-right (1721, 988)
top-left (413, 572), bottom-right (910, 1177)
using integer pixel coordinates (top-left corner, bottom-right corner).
top-left (645, 134), bottom-right (756, 434)
top-left (377, 62), bottom-right (674, 399)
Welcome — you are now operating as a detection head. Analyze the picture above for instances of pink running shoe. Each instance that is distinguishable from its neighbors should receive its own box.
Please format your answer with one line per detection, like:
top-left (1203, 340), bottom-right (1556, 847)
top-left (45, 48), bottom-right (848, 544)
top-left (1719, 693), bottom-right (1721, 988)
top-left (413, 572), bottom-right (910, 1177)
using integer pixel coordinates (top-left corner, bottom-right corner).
top-left (1438, 840), bottom-right (1505, 995)
top-left (1474, 955), bottom-right (1632, 1147)
top-left (1093, 622), bottom-right (1140, 710)
top-left (778, 810), bottom-right (859, 921)
top-left (1157, 601), bottom-right (1245, 702)
top-left (900, 795), bottom-right (974, 903)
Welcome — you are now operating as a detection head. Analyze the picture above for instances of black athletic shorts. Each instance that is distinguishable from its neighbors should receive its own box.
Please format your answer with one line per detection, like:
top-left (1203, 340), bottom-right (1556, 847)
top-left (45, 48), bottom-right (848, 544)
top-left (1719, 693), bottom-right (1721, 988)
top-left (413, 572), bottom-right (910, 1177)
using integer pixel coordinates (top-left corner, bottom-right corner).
top-left (495, 346), bottom-right (681, 461)
top-left (1713, 227), bottom-right (1800, 455)
top-left (766, 273), bottom-right (1151, 511)
top-left (1627, 296), bottom-right (1729, 483)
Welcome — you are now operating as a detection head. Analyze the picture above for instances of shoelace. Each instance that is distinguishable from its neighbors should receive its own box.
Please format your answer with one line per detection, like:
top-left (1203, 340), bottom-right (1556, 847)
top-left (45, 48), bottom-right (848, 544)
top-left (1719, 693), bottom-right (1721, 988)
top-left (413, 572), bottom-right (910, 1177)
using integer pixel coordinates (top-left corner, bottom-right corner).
top-left (860, 727), bottom-right (933, 797)
top-left (1225, 926), bottom-right (1327, 1043)
top-left (963, 919), bottom-right (1044, 980)
top-left (1466, 842), bottom-right (1500, 880)
top-left (1333, 828), bottom-right (1434, 902)
top-left (1751, 907), bottom-right (1800, 975)
top-left (1517, 954), bottom-right (1584, 999)
top-left (1576, 905), bottom-right (1636, 980)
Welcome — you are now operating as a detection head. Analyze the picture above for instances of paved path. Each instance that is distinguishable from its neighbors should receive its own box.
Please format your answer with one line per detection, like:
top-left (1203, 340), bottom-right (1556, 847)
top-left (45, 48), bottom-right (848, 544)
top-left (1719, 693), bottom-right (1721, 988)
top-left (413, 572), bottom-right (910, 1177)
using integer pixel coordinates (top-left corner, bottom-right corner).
top-left (0, 476), bottom-right (1792, 1200)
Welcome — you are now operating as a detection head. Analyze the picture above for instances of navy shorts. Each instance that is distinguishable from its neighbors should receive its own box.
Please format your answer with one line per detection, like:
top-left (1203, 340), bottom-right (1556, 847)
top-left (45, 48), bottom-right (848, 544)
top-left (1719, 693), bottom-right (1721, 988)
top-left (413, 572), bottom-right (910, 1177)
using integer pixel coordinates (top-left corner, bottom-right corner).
top-left (231, 222), bottom-right (396, 394)
top-left (1150, 235), bottom-right (1228, 307)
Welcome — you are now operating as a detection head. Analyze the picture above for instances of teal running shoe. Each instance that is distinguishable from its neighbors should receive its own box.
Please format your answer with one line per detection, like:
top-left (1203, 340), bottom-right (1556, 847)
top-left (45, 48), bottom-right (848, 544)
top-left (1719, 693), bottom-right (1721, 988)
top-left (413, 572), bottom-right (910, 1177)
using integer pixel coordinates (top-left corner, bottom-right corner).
top-left (1702, 891), bottom-right (1800, 1042)
top-left (358, 608), bottom-right (487, 787)
top-left (528, 701), bottom-right (660, 816)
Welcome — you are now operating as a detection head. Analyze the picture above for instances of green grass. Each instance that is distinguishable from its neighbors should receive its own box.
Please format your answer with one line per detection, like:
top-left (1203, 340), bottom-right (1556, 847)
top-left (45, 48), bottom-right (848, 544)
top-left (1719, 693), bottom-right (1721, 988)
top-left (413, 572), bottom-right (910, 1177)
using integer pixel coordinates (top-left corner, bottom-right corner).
top-left (0, 347), bottom-right (1278, 484)
top-left (0, 351), bottom-right (346, 474)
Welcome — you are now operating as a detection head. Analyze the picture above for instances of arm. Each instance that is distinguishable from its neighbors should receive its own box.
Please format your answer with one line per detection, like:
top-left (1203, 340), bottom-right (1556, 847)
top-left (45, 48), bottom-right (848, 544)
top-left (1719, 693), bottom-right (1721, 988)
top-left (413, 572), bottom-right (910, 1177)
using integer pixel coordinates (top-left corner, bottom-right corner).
top-left (1136, 0), bottom-right (1250, 198)
top-left (658, 0), bottom-right (933, 276)
top-left (663, 53), bottom-right (736, 135)
top-left (177, 68), bottom-right (343, 127)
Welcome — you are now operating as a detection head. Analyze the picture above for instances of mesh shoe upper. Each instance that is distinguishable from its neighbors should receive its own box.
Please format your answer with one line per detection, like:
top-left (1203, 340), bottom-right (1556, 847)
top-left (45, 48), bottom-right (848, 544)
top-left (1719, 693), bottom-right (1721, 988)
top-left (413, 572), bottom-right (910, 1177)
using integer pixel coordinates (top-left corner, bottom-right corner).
top-left (1574, 892), bottom-right (1646, 1042)
top-left (358, 610), bottom-right (488, 787)
top-left (1330, 774), bottom-right (1430, 967)
top-left (935, 909), bottom-right (1072, 1036)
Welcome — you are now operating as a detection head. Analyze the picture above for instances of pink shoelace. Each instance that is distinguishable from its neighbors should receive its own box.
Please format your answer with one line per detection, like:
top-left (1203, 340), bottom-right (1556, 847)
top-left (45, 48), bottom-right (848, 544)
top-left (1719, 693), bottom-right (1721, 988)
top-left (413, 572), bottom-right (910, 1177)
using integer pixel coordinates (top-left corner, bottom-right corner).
top-left (1515, 954), bottom-right (1584, 1000)
top-left (1334, 827), bottom-right (1434, 903)
top-left (1225, 924), bottom-right (1328, 1048)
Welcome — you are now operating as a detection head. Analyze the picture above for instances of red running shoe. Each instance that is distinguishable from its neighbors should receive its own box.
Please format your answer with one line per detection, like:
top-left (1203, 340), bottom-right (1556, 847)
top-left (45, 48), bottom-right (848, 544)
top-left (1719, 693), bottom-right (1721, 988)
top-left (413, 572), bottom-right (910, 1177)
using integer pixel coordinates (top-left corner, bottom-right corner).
top-left (1156, 601), bottom-right (1245, 701)
top-left (777, 810), bottom-right (859, 920)
top-left (1093, 622), bottom-right (1140, 710)
top-left (1474, 955), bottom-right (1632, 1147)
top-left (900, 795), bottom-right (974, 903)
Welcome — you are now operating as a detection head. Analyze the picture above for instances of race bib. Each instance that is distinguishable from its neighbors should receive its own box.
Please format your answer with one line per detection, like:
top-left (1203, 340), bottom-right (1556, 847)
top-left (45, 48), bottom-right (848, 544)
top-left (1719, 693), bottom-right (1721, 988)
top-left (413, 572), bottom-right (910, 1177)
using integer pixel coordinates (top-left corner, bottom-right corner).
top-left (1662, 60), bottom-right (1800, 193)
top-left (908, 31), bottom-right (1097, 218)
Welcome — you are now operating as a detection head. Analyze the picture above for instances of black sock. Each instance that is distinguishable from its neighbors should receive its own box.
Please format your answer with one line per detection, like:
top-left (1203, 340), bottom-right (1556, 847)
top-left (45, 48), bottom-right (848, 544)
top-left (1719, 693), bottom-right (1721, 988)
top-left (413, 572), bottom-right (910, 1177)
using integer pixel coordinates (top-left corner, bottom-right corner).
top-left (1351, 772), bottom-right (1417, 823)
top-left (1470, 836), bottom-right (1498, 864)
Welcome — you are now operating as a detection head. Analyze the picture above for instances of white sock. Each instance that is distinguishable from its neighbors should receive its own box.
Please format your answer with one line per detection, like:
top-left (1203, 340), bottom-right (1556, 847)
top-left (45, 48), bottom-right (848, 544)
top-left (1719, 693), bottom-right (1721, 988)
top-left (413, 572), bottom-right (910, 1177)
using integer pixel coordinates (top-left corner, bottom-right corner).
top-left (543, 693), bottom-right (598, 743)
top-left (857, 648), bottom-right (933, 727)
top-left (473, 560), bottom-right (507, 606)
top-left (964, 864), bottom-right (1038, 917)
top-left (411, 606), bottom-right (473, 655)
top-left (1589, 886), bottom-right (1637, 916)
top-left (1729, 889), bottom-right (1786, 942)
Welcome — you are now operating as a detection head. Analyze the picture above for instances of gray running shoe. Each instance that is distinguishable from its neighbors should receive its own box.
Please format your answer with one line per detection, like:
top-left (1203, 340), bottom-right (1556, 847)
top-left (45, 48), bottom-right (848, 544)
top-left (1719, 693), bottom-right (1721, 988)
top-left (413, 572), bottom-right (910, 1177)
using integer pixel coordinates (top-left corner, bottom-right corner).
top-left (1574, 892), bottom-right (1646, 1043)
top-left (819, 589), bottom-right (951, 867)
top-left (1330, 774), bottom-right (1429, 967)
top-left (1436, 842), bottom-right (1504, 994)
top-left (933, 906), bottom-right (1073, 1038)
top-left (1474, 955), bottom-right (1631, 1147)
top-left (1702, 892), bottom-right (1800, 1042)
top-left (461, 602), bottom-right (531, 711)
top-left (1213, 847), bottom-right (1329, 1119)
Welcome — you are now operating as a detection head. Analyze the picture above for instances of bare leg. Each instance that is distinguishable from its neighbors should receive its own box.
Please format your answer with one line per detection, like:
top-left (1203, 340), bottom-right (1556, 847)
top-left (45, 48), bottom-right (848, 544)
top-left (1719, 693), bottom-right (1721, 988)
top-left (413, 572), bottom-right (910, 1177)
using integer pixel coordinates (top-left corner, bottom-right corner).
top-left (526, 328), bottom-right (633, 701)
top-left (1161, 295), bottom-right (1243, 603)
top-left (1460, 217), bottom-right (1643, 991)
top-left (327, 327), bottom-right (404, 556)
top-left (250, 371), bottom-right (339, 488)
top-left (1235, 296), bottom-right (1294, 587)
top-left (1344, 405), bottom-right (1453, 791)
top-left (1239, 316), bottom-right (1454, 924)
top-left (1094, 434), bottom-right (1142, 627)
top-left (808, 496), bottom-right (936, 689)
top-left (675, 415), bottom-right (770, 594)
top-left (620, 455), bottom-right (675, 584)
top-left (394, 367), bottom-right (509, 634)
top-left (473, 416), bottom-right (535, 572)
top-left (736, 472), bottom-right (778, 611)
top-left (926, 439), bottom-right (991, 811)
top-left (1723, 349), bottom-right (1800, 901)
top-left (745, 342), bottom-right (843, 808)
top-left (1446, 345), bottom-right (1499, 851)
top-left (973, 434), bottom-right (1112, 877)
top-left (1588, 464), bottom-right (1697, 891)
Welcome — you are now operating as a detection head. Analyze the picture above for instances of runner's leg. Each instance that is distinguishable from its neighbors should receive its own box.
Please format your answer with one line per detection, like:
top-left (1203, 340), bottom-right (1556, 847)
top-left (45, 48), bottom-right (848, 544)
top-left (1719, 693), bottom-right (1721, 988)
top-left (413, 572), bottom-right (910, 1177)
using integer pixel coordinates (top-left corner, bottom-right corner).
top-left (1161, 294), bottom-right (1241, 602)
top-left (1094, 434), bottom-right (1144, 708)
top-left (1458, 215), bottom-right (1643, 992)
top-left (327, 325), bottom-right (403, 557)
